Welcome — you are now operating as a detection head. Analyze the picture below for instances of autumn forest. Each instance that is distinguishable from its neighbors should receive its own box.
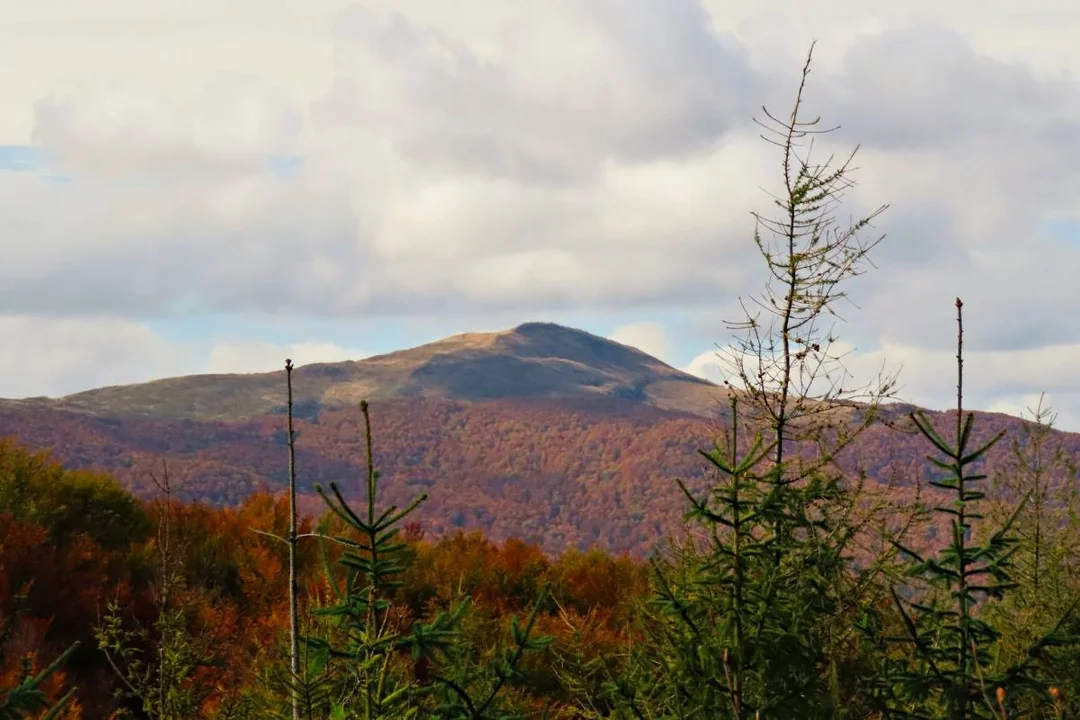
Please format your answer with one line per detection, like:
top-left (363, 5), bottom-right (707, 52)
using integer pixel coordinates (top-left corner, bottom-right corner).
top-left (4, 48), bottom-right (1080, 719)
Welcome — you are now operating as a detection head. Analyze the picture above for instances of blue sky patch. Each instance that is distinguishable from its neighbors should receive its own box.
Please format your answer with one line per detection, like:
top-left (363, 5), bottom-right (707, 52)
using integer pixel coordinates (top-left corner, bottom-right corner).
top-left (0, 145), bottom-right (303, 183)
top-left (147, 307), bottom-right (712, 369)
top-left (0, 145), bottom-right (47, 172)
top-left (1040, 217), bottom-right (1080, 248)
top-left (263, 154), bottom-right (304, 179)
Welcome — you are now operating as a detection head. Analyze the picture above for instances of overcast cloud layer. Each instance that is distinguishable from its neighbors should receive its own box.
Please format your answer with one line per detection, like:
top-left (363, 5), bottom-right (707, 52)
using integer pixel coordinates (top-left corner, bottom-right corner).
top-left (1, 1), bottom-right (1079, 429)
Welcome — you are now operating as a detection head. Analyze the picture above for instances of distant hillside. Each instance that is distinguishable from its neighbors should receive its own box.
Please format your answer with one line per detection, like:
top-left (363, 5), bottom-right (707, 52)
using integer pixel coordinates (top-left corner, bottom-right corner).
top-left (4, 322), bottom-right (725, 422)
top-left (0, 400), bottom-right (1067, 557)
top-left (0, 321), bottom-right (1074, 556)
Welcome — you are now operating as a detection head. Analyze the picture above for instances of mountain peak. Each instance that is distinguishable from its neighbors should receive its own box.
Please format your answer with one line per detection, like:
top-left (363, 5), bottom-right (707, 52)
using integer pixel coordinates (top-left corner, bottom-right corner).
top-left (511, 321), bottom-right (583, 335)
top-left (501, 321), bottom-right (665, 366)
top-left (32, 322), bottom-right (723, 421)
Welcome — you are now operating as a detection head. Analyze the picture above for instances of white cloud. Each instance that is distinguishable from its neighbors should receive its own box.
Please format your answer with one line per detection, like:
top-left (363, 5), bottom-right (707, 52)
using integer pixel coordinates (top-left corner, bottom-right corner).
top-left (683, 335), bottom-right (1080, 431)
top-left (206, 339), bottom-right (369, 375)
top-left (7, 4), bottom-right (1077, 324)
top-left (822, 24), bottom-right (1080, 152)
top-left (317, 1), bottom-right (758, 184)
top-left (608, 322), bottom-right (673, 364)
top-left (0, 314), bottom-right (368, 397)
top-left (2, 0), bottom-right (1080, 427)
top-left (0, 316), bottom-right (193, 397)
top-left (684, 349), bottom-right (725, 384)
top-left (850, 340), bottom-right (1080, 408)
top-left (32, 73), bottom-right (304, 178)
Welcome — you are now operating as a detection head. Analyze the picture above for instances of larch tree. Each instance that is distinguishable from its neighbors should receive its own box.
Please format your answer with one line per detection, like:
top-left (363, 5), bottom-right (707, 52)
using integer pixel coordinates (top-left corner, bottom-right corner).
top-left (595, 41), bottom-right (901, 719)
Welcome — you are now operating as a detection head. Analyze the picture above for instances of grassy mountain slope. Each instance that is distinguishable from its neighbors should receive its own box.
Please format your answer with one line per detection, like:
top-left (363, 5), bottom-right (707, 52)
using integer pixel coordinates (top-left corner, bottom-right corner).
top-left (15, 322), bottom-right (723, 422)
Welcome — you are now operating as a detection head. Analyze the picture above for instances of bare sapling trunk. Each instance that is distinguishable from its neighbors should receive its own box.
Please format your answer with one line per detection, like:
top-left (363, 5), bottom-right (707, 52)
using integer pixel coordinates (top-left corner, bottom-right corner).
top-left (286, 359), bottom-right (301, 720)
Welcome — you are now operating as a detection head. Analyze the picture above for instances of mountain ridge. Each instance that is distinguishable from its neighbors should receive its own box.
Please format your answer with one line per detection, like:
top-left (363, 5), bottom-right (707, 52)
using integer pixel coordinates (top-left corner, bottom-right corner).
top-left (0, 321), bottom-right (1074, 556)
top-left (3, 321), bottom-right (724, 422)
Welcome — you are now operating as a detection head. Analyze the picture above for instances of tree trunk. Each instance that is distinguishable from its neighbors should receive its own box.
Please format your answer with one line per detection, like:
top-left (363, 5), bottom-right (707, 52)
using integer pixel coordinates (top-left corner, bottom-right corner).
top-left (285, 359), bottom-right (301, 720)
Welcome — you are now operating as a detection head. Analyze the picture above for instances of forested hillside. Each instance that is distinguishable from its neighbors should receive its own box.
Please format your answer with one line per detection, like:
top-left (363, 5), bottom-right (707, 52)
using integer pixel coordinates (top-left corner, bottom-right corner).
top-left (0, 393), bottom-right (1065, 556)
top-left (4, 48), bottom-right (1080, 719)
top-left (0, 439), bottom-right (647, 718)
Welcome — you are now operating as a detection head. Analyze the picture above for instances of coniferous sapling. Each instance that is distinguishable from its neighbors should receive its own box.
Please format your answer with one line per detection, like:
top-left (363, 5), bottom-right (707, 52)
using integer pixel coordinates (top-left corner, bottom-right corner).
top-left (309, 400), bottom-right (552, 719)
top-left (886, 298), bottom-right (1078, 718)
top-left (0, 635), bottom-right (78, 720)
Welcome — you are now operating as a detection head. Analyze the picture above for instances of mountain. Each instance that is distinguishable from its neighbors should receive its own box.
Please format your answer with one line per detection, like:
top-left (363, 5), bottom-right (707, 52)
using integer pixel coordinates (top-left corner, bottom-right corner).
top-left (0, 322), bottom-right (1073, 556)
top-left (9, 322), bottom-right (725, 422)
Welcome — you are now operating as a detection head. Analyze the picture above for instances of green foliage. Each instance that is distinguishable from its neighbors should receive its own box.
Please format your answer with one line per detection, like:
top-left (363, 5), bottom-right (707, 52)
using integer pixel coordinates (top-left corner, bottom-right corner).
top-left (884, 300), bottom-right (1079, 718)
top-left (599, 396), bottom-right (861, 718)
top-left (982, 398), bottom-right (1080, 716)
top-left (95, 601), bottom-right (215, 720)
top-left (237, 600), bottom-right (342, 720)
top-left (307, 399), bottom-right (439, 719)
top-left (426, 588), bottom-right (556, 720)
top-left (0, 639), bottom-right (78, 720)
top-left (0, 440), bottom-right (151, 552)
top-left (94, 469), bottom-right (222, 720)
top-left (586, 43), bottom-right (898, 720)
top-left (308, 400), bottom-right (553, 719)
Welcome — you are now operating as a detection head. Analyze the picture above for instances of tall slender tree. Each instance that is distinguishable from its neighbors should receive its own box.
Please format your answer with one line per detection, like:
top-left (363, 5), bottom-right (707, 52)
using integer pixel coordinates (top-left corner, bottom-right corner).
top-left (246, 360), bottom-right (333, 718)
top-left (96, 463), bottom-right (220, 719)
top-left (719, 40), bottom-right (895, 494)
top-left (595, 41), bottom-right (899, 719)
top-left (285, 359), bottom-right (302, 720)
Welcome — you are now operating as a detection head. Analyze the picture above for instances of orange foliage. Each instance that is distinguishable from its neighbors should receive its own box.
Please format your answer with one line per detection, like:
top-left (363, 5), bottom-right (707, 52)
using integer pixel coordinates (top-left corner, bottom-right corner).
top-left (0, 398), bottom-right (1056, 716)
top-left (0, 398), bottom-right (1056, 559)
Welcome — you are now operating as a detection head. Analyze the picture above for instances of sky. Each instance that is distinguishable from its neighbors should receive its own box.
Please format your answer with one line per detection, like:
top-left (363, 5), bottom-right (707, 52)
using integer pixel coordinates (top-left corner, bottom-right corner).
top-left (1, 1), bottom-right (1080, 428)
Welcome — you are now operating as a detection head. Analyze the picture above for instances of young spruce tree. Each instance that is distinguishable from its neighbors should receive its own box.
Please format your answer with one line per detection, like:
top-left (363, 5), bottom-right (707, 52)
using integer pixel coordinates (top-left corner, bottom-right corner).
top-left (0, 634), bottom-right (77, 720)
top-left (308, 400), bottom-right (552, 719)
top-left (885, 299), bottom-right (1078, 719)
